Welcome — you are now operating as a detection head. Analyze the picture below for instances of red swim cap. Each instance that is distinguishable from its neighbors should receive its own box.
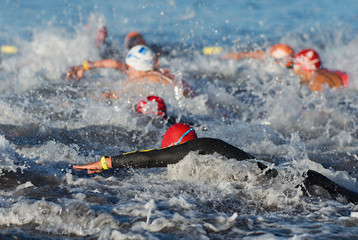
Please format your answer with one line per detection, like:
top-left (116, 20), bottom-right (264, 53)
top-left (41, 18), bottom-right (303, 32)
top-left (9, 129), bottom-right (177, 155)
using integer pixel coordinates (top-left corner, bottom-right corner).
top-left (136, 96), bottom-right (167, 118)
top-left (269, 43), bottom-right (294, 68)
top-left (124, 31), bottom-right (146, 49)
top-left (161, 123), bottom-right (197, 148)
top-left (294, 49), bottom-right (321, 72)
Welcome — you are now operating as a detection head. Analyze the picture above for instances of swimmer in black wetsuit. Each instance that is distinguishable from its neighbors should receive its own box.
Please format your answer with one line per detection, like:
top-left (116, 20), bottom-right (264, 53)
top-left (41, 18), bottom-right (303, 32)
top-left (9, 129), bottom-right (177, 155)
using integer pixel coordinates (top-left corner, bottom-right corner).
top-left (73, 123), bottom-right (257, 172)
top-left (110, 137), bottom-right (256, 169)
top-left (73, 123), bottom-right (358, 204)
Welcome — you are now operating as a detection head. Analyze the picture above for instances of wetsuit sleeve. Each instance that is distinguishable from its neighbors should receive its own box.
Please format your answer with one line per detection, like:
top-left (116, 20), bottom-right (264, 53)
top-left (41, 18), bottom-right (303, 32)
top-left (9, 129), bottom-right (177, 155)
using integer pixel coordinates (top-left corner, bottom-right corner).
top-left (111, 138), bottom-right (254, 169)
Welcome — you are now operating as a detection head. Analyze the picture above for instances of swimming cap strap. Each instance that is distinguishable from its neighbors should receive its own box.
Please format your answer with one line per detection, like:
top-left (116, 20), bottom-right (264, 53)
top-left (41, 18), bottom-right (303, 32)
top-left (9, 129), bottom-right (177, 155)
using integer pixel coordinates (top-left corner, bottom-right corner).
top-left (176, 128), bottom-right (193, 145)
top-left (101, 156), bottom-right (109, 170)
top-left (83, 60), bottom-right (90, 71)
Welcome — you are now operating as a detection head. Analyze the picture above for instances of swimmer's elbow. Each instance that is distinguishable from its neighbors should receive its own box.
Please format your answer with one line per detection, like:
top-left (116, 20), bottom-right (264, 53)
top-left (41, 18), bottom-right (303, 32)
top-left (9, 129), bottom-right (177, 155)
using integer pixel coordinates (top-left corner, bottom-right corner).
top-left (183, 89), bottom-right (196, 98)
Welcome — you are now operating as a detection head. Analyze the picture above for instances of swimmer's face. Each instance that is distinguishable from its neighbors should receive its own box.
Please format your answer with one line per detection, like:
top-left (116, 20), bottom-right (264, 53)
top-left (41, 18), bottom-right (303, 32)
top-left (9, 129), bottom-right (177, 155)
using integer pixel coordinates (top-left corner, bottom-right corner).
top-left (126, 65), bottom-right (138, 76)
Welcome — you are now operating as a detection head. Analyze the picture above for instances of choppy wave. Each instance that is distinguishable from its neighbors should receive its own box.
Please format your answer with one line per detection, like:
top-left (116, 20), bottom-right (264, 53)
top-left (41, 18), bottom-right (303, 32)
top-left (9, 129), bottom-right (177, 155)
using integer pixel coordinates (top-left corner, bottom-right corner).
top-left (1, 1), bottom-right (358, 239)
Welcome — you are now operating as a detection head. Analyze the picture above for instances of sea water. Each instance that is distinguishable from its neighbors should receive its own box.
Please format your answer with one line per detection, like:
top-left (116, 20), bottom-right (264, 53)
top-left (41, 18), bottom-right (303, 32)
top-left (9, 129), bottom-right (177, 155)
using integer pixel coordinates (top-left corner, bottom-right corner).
top-left (1, 0), bottom-right (358, 239)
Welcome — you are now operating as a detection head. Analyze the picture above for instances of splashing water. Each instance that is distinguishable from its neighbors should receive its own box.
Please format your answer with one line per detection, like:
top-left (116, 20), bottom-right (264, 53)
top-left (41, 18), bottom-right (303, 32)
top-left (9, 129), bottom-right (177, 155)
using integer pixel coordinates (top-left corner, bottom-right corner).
top-left (1, 0), bottom-right (358, 239)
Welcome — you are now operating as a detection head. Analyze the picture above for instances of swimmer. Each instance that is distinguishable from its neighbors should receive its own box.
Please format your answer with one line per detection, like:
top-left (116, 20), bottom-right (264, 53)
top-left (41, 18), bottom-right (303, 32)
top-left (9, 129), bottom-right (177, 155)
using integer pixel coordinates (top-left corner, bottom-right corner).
top-left (96, 26), bottom-right (121, 59)
top-left (124, 31), bottom-right (172, 71)
top-left (222, 43), bottom-right (295, 68)
top-left (66, 45), bottom-right (196, 98)
top-left (124, 31), bottom-right (171, 58)
top-left (292, 49), bottom-right (349, 91)
top-left (95, 26), bottom-right (120, 59)
top-left (124, 31), bottom-right (146, 50)
top-left (73, 123), bottom-right (358, 205)
top-left (83, 24), bottom-right (120, 59)
top-left (95, 26), bottom-right (108, 48)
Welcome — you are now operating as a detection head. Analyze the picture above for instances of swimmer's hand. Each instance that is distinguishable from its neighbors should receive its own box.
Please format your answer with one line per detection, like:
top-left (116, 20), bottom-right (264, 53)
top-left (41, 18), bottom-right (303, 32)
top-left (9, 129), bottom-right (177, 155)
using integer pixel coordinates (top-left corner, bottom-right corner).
top-left (73, 161), bottom-right (103, 174)
top-left (66, 65), bottom-right (85, 81)
top-left (73, 157), bottom-right (112, 174)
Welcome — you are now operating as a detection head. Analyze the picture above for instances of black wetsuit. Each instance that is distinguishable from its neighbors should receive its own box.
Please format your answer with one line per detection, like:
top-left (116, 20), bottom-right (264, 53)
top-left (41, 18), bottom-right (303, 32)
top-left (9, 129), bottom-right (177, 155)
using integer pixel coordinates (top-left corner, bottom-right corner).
top-left (111, 138), bottom-right (358, 204)
top-left (112, 138), bottom-right (253, 168)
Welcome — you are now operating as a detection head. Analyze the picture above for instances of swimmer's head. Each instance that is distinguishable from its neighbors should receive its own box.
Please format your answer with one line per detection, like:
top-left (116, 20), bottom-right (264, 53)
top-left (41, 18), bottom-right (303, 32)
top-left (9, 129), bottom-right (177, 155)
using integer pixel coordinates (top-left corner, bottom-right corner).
top-left (125, 45), bottom-right (155, 71)
top-left (161, 123), bottom-right (198, 148)
top-left (294, 49), bottom-right (321, 72)
top-left (135, 96), bottom-right (167, 119)
top-left (269, 44), bottom-right (294, 68)
top-left (124, 31), bottom-right (146, 50)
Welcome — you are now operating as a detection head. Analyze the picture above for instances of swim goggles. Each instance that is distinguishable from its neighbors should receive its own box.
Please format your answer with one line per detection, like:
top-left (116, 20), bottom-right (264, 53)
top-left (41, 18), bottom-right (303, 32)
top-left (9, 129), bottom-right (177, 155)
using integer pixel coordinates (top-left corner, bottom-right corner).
top-left (176, 128), bottom-right (194, 145)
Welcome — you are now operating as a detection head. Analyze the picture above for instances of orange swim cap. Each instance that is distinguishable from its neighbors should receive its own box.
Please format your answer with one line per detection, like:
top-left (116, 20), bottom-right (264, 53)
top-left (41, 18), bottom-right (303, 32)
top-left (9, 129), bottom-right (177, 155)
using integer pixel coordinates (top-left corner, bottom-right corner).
top-left (294, 49), bottom-right (321, 72)
top-left (269, 44), bottom-right (295, 68)
top-left (161, 123), bottom-right (197, 148)
top-left (124, 31), bottom-right (146, 49)
top-left (136, 96), bottom-right (167, 119)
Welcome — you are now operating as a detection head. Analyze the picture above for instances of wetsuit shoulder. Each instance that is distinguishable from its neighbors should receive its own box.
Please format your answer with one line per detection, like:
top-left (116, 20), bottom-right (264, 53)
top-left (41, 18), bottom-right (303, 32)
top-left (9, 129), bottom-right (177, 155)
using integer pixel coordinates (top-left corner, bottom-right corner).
top-left (186, 138), bottom-right (255, 160)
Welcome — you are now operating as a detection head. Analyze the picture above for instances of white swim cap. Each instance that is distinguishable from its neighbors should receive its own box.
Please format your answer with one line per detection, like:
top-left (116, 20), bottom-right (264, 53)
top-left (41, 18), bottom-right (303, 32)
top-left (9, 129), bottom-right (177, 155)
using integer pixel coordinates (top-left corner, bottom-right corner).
top-left (125, 45), bottom-right (155, 71)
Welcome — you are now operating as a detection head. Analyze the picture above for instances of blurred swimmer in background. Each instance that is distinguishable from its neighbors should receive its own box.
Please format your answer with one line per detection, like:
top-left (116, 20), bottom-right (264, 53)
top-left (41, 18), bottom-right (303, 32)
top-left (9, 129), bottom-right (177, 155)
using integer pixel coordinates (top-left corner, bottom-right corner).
top-left (66, 45), bottom-right (196, 98)
top-left (292, 49), bottom-right (349, 91)
top-left (222, 43), bottom-right (295, 68)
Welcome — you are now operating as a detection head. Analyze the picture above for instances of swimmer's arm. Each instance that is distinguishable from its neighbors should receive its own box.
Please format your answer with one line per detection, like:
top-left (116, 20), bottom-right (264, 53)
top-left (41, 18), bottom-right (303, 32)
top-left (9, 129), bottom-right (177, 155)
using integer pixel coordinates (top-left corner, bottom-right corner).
top-left (73, 138), bottom-right (263, 174)
top-left (309, 80), bottom-right (323, 91)
top-left (308, 73), bottom-right (332, 91)
top-left (73, 141), bottom-right (204, 174)
top-left (73, 157), bottom-right (113, 174)
top-left (145, 70), bottom-right (196, 98)
top-left (180, 79), bottom-right (196, 98)
top-left (222, 51), bottom-right (266, 60)
top-left (111, 138), bottom-right (257, 169)
top-left (87, 59), bottom-right (126, 72)
top-left (310, 71), bottom-right (343, 91)
top-left (111, 147), bottom-right (190, 169)
top-left (166, 72), bottom-right (196, 98)
top-left (66, 59), bottom-right (126, 81)
top-left (222, 51), bottom-right (248, 60)
top-left (244, 51), bottom-right (266, 59)
top-left (72, 148), bottom-right (188, 174)
top-left (112, 139), bottom-right (272, 174)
